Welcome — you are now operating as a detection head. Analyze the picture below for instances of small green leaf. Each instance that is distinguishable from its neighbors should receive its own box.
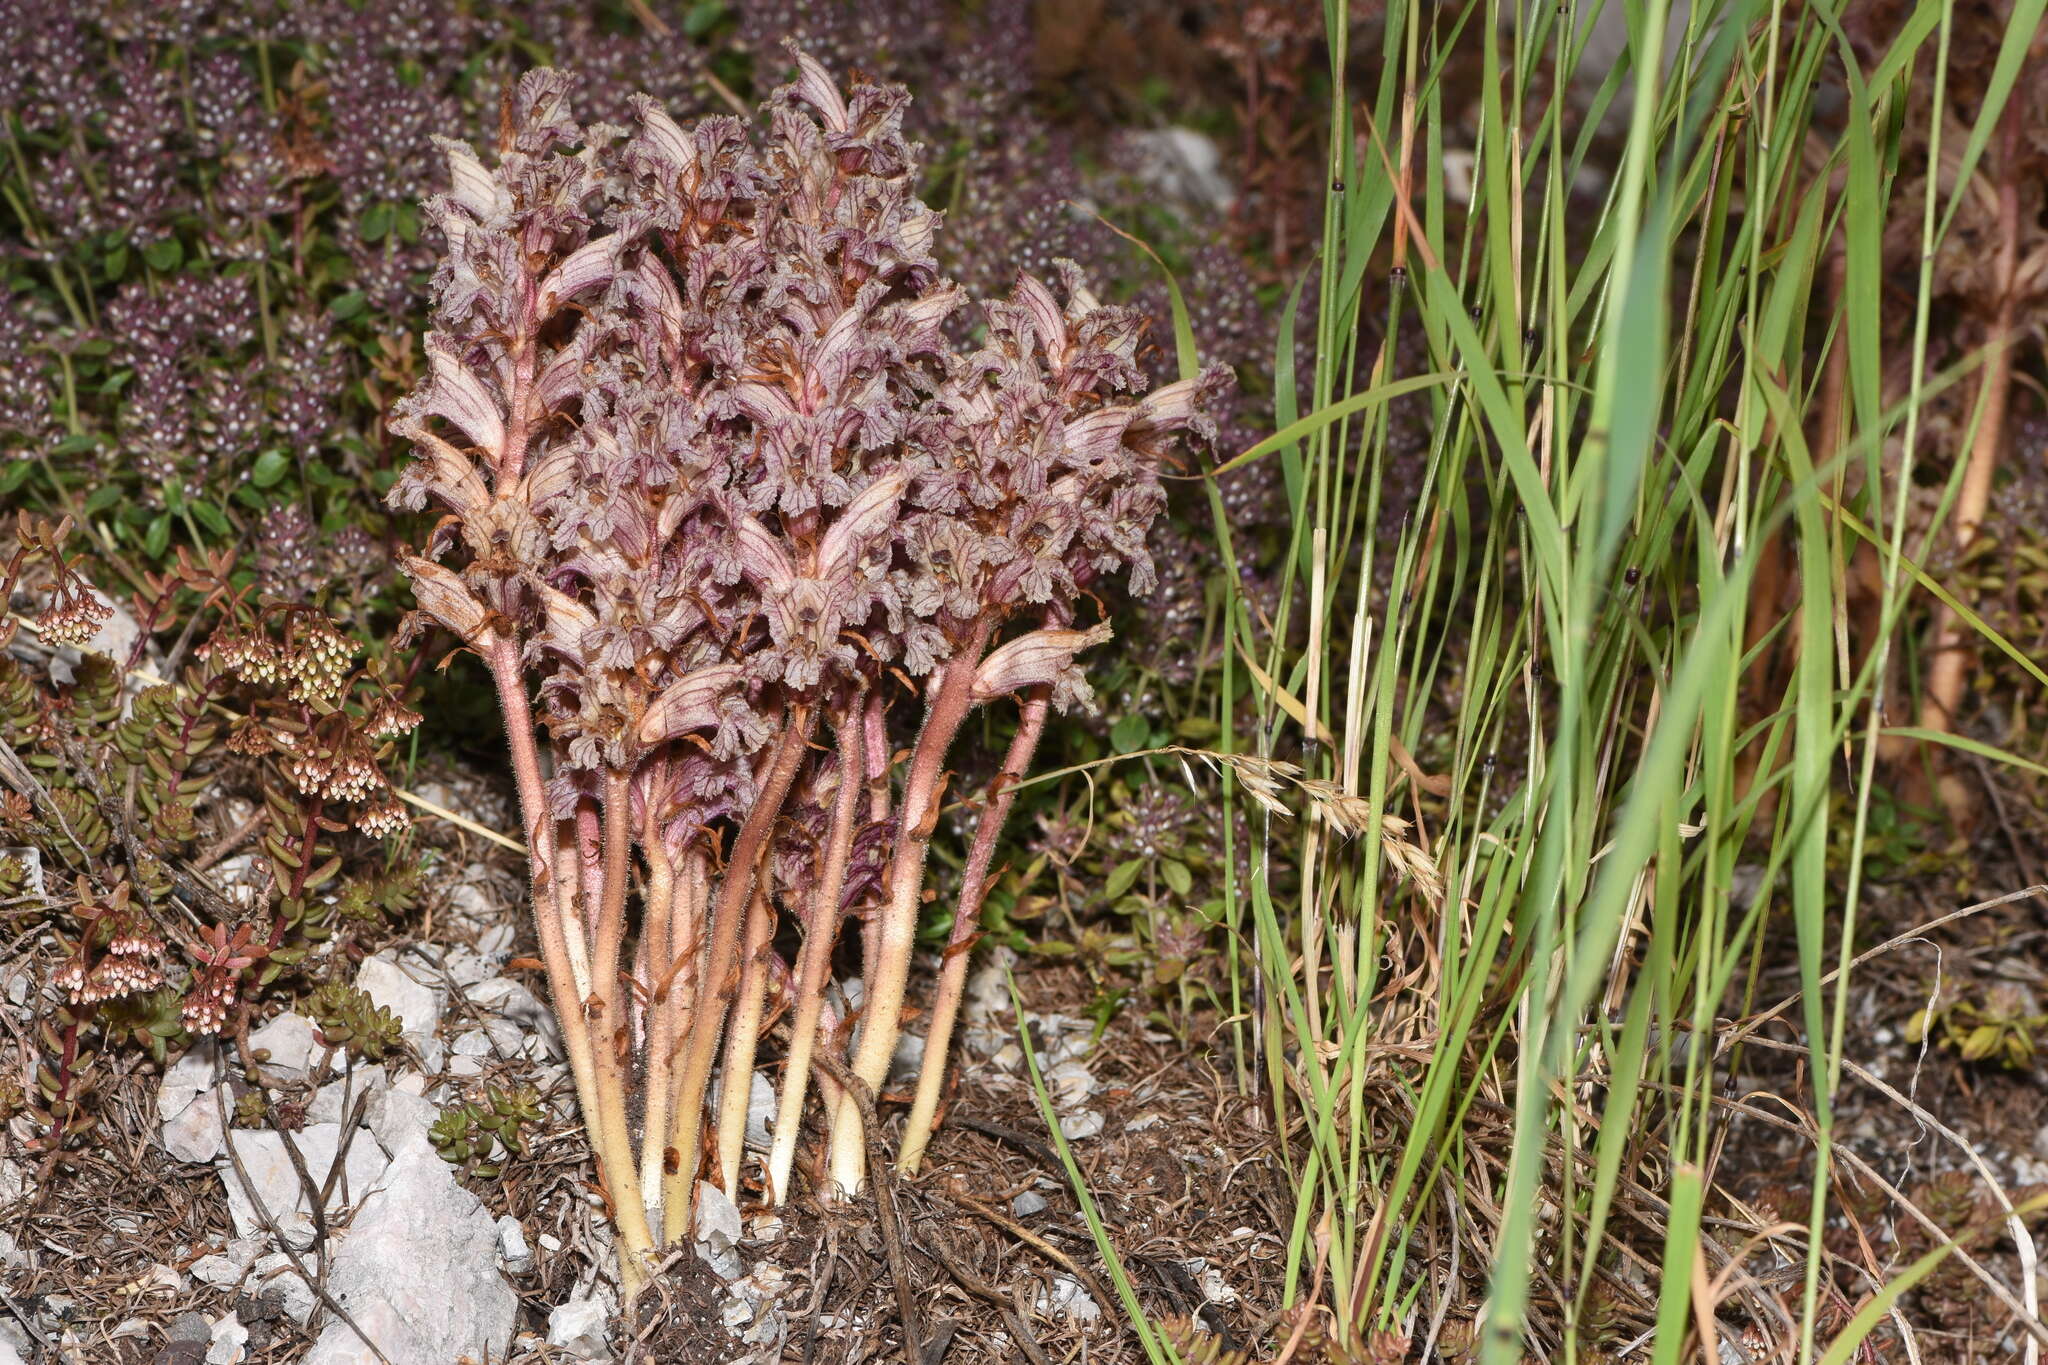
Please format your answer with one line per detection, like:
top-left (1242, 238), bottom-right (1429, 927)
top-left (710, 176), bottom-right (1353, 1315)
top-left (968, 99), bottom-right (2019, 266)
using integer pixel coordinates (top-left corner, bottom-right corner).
top-left (143, 238), bottom-right (183, 272)
top-left (52, 433), bottom-right (100, 456)
top-left (144, 514), bottom-right (170, 559)
top-left (104, 244), bottom-right (129, 278)
top-left (0, 462), bottom-right (35, 495)
top-left (191, 500), bottom-right (231, 537)
top-left (82, 484), bottom-right (123, 516)
top-left (1160, 859), bottom-right (1193, 898)
top-left (1110, 712), bottom-right (1148, 754)
top-left (250, 449), bottom-right (290, 488)
top-left (1105, 857), bottom-right (1144, 901)
top-left (329, 291), bottom-right (368, 321)
top-left (359, 202), bottom-right (393, 242)
top-left (684, 0), bottom-right (727, 36)
top-left (163, 480), bottom-right (185, 515)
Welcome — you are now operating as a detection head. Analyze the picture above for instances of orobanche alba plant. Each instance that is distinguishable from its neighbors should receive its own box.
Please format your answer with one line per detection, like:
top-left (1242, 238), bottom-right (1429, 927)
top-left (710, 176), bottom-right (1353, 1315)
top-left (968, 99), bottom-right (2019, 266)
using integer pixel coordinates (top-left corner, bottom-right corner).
top-left (390, 53), bottom-right (1224, 1288)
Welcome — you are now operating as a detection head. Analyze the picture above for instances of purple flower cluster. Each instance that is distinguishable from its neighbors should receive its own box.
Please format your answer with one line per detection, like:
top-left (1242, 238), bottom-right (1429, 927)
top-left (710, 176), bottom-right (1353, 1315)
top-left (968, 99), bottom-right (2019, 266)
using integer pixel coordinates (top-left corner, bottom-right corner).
top-left (395, 58), bottom-right (1224, 789)
top-left (104, 277), bottom-right (261, 489)
top-left (390, 55), bottom-right (1225, 1264)
top-left (0, 305), bottom-right (55, 454)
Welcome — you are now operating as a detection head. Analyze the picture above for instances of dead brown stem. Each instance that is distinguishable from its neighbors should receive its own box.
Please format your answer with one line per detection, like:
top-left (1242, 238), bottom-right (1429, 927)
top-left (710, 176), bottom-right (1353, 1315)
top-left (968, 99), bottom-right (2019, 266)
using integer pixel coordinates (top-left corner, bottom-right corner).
top-left (1919, 87), bottom-right (2027, 782)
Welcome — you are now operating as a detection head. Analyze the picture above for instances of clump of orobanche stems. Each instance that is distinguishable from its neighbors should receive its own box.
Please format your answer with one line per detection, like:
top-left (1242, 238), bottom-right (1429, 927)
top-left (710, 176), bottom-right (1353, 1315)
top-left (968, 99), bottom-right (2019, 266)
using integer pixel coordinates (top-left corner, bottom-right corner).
top-left (390, 52), bottom-right (1224, 1288)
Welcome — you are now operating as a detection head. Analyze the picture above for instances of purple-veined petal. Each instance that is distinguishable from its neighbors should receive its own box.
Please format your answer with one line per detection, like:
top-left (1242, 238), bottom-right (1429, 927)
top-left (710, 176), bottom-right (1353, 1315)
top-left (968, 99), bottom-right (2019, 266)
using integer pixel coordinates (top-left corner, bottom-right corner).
top-left (970, 622), bottom-right (1112, 703)
top-left (534, 582), bottom-right (598, 656)
top-left (1058, 407), bottom-right (1134, 465)
top-left (435, 137), bottom-right (501, 219)
top-left (399, 556), bottom-right (490, 641)
top-left (534, 332), bottom-right (597, 408)
top-left (786, 47), bottom-right (849, 132)
top-left (1015, 272), bottom-right (1066, 359)
top-left (539, 237), bottom-right (622, 312)
top-left (390, 417), bottom-right (492, 514)
top-left (522, 442), bottom-right (581, 508)
top-left (1133, 364), bottom-right (1232, 436)
top-left (731, 380), bottom-right (799, 424)
top-left (420, 335), bottom-right (505, 457)
top-left (816, 468), bottom-right (907, 581)
top-left (732, 512), bottom-right (796, 589)
top-left (893, 282), bottom-right (961, 337)
top-left (633, 96), bottom-right (694, 168)
top-left (639, 663), bottom-right (747, 744)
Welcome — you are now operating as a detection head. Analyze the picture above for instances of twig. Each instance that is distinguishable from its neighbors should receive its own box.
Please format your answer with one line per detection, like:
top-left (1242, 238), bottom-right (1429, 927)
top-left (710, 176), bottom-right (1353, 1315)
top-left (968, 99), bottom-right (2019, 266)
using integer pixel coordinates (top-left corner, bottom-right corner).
top-left (916, 1319), bottom-right (960, 1365)
top-left (800, 1222), bottom-right (840, 1365)
top-left (814, 1047), bottom-right (922, 1364)
top-left (392, 781), bottom-right (523, 852)
top-left (191, 806), bottom-right (268, 872)
top-left (1719, 884), bottom-right (2048, 1052)
top-left (946, 1190), bottom-right (1114, 1318)
top-left (1734, 1033), bottom-right (2048, 1348)
top-left (211, 1077), bottom-right (397, 1365)
top-left (947, 1114), bottom-right (1062, 1174)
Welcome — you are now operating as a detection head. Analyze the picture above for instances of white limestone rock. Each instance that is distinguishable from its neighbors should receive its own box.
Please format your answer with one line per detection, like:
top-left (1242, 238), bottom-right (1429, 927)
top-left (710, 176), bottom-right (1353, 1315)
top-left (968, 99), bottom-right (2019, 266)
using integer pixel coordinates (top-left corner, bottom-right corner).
top-left (353, 954), bottom-right (442, 1036)
top-left (695, 1180), bottom-right (744, 1282)
top-left (218, 1125), bottom-right (389, 1250)
top-left (252, 1252), bottom-right (317, 1325)
top-left (496, 1215), bottom-right (532, 1274)
top-left (299, 1141), bottom-right (516, 1364)
top-left (247, 1013), bottom-right (319, 1084)
top-left (158, 1040), bottom-right (228, 1163)
top-left (547, 1296), bottom-right (613, 1359)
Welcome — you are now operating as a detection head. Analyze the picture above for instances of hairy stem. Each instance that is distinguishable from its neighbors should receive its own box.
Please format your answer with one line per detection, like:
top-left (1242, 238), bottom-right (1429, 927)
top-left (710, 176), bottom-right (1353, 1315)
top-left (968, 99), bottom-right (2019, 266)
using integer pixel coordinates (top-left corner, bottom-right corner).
top-left (552, 823), bottom-right (593, 1002)
top-left (486, 636), bottom-right (651, 1290)
top-left (897, 689), bottom-right (1049, 1174)
top-left (859, 689), bottom-right (892, 990)
top-left (716, 883), bottom-right (775, 1195)
top-left (829, 631), bottom-right (986, 1196)
top-left (663, 706), bottom-right (818, 1242)
top-left (768, 710), bottom-right (865, 1204)
top-left (637, 814), bottom-right (677, 1218)
top-left (590, 770), bottom-right (657, 1260)
top-left (576, 799), bottom-right (604, 935)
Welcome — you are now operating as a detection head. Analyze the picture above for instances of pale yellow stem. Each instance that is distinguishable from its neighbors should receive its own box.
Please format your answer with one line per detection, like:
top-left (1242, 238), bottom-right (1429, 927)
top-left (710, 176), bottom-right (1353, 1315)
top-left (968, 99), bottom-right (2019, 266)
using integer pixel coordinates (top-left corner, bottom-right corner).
top-left (716, 883), bottom-right (775, 1195)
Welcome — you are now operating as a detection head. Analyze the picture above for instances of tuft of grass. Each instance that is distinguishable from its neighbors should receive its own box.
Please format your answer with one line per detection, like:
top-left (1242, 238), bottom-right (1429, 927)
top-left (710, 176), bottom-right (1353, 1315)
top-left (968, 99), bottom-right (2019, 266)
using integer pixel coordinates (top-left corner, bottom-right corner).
top-left (1154, 0), bottom-right (2048, 1358)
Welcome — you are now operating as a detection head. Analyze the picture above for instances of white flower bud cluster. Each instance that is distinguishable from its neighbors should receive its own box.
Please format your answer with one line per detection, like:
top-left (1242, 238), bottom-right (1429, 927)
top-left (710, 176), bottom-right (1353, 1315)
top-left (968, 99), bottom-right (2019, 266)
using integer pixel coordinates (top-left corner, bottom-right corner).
top-left (355, 796), bottom-right (410, 838)
top-left (34, 591), bottom-right (112, 648)
top-left (181, 974), bottom-right (236, 1035)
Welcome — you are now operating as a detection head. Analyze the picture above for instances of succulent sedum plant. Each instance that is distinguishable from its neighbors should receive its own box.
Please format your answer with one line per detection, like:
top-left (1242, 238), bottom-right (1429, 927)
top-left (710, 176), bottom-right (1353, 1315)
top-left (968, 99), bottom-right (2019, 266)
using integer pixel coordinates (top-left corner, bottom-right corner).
top-left (389, 51), bottom-right (1224, 1288)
